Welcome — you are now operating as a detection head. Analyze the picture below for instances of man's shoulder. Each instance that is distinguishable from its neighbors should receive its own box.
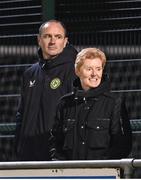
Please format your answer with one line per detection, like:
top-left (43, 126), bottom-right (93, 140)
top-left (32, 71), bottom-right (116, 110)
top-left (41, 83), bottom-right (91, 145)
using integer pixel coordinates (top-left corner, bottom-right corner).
top-left (59, 91), bottom-right (75, 103)
top-left (62, 44), bottom-right (78, 60)
top-left (24, 62), bottom-right (40, 74)
top-left (66, 44), bottom-right (78, 53)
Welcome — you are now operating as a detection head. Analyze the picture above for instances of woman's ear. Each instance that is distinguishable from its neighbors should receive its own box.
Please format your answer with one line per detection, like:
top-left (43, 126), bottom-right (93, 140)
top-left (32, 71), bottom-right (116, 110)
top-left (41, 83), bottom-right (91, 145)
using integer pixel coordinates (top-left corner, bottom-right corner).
top-left (75, 68), bottom-right (80, 77)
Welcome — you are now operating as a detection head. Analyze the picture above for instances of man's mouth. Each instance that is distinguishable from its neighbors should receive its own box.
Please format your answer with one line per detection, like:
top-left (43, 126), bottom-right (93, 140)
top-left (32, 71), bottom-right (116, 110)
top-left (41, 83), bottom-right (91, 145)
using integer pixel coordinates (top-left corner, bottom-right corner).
top-left (48, 46), bottom-right (56, 50)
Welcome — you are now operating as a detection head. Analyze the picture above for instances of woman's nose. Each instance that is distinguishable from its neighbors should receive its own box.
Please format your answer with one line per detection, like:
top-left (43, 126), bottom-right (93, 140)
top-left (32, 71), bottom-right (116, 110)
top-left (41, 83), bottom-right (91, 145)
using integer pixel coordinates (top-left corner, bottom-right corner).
top-left (91, 69), bottom-right (96, 76)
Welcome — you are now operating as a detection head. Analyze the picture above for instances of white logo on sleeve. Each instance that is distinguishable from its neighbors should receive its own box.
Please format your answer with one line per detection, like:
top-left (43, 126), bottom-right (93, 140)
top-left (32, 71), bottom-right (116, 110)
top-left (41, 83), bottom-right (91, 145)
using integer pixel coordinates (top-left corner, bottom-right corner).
top-left (29, 80), bottom-right (36, 87)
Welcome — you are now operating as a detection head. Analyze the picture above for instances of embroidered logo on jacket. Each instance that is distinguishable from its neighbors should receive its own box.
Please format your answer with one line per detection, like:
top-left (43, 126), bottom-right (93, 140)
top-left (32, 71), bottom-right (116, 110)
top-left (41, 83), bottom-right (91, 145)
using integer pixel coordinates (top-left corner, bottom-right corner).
top-left (50, 78), bottom-right (61, 89)
top-left (29, 80), bottom-right (36, 87)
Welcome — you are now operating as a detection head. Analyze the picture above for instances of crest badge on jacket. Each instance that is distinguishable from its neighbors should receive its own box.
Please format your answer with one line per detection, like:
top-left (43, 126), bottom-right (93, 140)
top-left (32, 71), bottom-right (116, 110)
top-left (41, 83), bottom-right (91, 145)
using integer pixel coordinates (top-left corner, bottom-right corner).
top-left (50, 78), bottom-right (61, 89)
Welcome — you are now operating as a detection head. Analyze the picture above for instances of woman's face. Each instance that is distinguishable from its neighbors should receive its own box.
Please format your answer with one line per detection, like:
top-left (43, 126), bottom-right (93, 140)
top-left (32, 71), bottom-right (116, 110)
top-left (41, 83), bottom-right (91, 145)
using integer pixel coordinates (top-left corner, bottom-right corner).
top-left (76, 58), bottom-right (104, 91)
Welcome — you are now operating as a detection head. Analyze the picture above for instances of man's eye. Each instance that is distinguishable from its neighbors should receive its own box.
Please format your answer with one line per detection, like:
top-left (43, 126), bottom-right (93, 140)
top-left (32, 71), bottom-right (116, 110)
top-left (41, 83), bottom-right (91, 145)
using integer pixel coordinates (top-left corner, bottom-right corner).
top-left (43, 34), bottom-right (51, 38)
top-left (56, 35), bottom-right (63, 39)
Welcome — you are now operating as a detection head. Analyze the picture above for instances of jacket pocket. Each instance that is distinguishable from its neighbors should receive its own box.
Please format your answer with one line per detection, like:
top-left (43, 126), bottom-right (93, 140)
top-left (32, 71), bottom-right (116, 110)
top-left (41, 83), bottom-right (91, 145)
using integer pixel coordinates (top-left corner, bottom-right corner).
top-left (87, 119), bottom-right (110, 148)
top-left (63, 119), bottom-right (75, 150)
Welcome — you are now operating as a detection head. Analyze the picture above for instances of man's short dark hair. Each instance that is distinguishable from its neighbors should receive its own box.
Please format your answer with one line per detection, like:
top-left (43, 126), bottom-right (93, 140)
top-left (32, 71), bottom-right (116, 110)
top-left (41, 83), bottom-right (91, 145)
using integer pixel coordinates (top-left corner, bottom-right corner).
top-left (39, 19), bottom-right (67, 37)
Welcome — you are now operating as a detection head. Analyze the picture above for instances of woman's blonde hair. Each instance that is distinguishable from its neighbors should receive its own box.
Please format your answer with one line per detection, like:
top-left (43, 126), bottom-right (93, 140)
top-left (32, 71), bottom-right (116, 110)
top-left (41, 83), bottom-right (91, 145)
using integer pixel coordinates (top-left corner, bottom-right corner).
top-left (75, 47), bottom-right (106, 71)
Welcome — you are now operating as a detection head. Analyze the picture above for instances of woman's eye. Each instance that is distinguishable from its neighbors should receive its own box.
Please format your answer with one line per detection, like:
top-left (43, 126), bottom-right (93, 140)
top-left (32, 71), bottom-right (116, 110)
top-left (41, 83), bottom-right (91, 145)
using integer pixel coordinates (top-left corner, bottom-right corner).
top-left (97, 68), bottom-right (102, 71)
top-left (87, 68), bottom-right (91, 71)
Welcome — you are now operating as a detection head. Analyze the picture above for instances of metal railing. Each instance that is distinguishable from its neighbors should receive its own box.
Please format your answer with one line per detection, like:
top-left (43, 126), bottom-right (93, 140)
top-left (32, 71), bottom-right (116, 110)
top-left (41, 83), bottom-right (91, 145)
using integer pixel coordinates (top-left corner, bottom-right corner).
top-left (0, 159), bottom-right (138, 178)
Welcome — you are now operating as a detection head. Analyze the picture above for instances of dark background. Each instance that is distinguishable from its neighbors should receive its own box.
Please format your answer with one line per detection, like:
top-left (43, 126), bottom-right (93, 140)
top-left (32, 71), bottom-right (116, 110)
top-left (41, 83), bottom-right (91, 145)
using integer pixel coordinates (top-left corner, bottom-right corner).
top-left (0, 0), bottom-right (141, 176)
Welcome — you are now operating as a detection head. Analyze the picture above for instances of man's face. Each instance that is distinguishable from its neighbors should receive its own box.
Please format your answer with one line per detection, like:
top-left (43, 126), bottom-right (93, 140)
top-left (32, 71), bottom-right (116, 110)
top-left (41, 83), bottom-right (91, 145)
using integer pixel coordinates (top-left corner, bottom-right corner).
top-left (38, 22), bottom-right (68, 59)
top-left (76, 58), bottom-right (103, 91)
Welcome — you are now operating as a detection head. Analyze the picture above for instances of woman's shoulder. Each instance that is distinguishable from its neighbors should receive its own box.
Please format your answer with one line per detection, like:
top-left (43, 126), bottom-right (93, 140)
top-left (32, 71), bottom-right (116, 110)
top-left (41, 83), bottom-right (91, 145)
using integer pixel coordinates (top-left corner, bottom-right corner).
top-left (103, 91), bottom-right (125, 103)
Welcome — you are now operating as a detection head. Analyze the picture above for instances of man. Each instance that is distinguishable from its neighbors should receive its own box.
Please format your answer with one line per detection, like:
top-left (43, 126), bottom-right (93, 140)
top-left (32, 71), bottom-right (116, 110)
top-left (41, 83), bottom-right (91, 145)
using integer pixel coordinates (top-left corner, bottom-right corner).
top-left (15, 20), bottom-right (78, 160)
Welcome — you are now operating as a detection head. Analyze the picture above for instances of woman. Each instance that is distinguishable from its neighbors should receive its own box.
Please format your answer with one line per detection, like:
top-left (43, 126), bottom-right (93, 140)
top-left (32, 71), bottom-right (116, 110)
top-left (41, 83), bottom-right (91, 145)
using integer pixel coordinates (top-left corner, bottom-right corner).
top-left (49, 47), bottom-right (132, 160)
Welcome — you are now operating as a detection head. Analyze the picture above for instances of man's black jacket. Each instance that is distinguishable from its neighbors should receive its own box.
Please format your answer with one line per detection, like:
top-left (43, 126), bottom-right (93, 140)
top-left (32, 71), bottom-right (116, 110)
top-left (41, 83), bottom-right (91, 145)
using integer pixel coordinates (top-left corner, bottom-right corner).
top-left (15, 44), bottom-right (77, 160)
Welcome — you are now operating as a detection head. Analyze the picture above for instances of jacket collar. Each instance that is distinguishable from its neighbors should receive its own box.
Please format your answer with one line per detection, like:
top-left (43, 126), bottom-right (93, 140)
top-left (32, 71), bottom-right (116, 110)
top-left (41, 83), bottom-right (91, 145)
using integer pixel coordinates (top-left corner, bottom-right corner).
top-left (73, 75), bottom-right (110, 99)
top-left (38, 44), bottom-right (77, 70)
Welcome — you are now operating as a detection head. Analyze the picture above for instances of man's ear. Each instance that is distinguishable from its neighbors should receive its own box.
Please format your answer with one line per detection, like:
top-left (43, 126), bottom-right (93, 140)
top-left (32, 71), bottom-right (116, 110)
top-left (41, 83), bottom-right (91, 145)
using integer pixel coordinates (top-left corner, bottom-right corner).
top-left (63, 37), bottom-right (68, 48)
top-left (37, 35), bottom-right (41, 47)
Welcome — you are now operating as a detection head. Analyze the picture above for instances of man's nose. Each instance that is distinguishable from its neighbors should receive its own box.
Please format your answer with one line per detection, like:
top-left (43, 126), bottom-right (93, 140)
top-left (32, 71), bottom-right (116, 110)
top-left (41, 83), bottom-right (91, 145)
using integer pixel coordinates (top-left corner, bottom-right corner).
top-left (50, 36), bottom-right (56, 43)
